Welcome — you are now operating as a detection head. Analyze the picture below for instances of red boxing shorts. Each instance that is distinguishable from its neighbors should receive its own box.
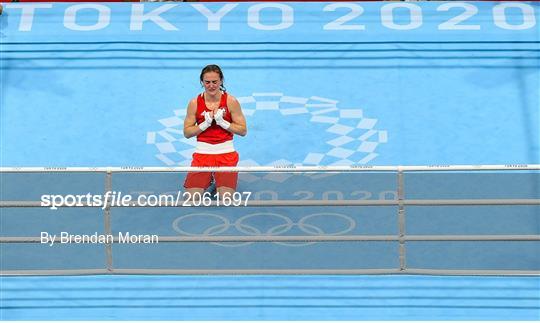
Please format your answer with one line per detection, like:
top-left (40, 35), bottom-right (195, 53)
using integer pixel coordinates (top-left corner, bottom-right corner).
top-left (183, 151), bottom-right (239, 189)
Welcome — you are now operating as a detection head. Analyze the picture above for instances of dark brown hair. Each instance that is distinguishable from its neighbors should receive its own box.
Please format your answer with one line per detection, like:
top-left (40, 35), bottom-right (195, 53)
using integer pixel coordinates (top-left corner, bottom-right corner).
top-left (200, 64), bottom-right (226, 92)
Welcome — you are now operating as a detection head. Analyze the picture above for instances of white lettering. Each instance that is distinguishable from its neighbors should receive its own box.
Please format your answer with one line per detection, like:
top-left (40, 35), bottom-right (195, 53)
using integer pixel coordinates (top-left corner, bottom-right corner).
top-left (40, 232), bottom-right (56, 246)
top-left (58, 232), bottom-right (113, 244)
top-left (7, 3), bottom-right (53, 32)
top-left (192, 4), bottom-right (238, 31)
top-left (381, 2), bottom-right (422, 30)
top-left (130, 3), bottom-right (178, 31)
top-left (60, 231), bottom-right (69, 243)
top-left (323, 3), bottom-right (365, 31)
top-left (248, 3), bottom-right (293, 31)
top-left (40, 195), bottom-right (51, 208)
top-left (40, 232), bottom-right (48, 244)
top-left (437, 2), bottom-right (480, 31)
top-left (118, 232), bottom-right (159, 243)
top-left (51, 195), bottom-right (63, 210)
top-left (493, 3), bottom-right (536, 30)
top-left (92, 194), bottom-right (103, 207)
top-left (64, 194), bottom-right (76, 207)
top-left (64, 4), bottom-right (111, 31)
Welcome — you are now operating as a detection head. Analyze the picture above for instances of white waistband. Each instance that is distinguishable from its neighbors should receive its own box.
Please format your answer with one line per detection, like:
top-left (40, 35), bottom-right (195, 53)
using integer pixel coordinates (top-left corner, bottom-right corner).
top-left (195, 140), bottom-right (235, 154)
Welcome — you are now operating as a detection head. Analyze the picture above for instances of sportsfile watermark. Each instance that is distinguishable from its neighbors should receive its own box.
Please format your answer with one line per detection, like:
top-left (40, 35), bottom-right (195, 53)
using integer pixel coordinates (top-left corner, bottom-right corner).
top-left (40, 191), bottom-right (252, 209)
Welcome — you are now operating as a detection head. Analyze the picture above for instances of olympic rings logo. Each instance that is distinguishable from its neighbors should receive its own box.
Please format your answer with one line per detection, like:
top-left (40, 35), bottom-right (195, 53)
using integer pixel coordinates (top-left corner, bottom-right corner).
top-left (172, 212), bottom-right (356, 247)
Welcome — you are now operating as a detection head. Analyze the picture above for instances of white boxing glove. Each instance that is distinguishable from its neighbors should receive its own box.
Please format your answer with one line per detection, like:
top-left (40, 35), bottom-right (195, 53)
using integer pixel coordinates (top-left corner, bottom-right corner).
top-left (198, 111), bottom-right (213, 131)
top-left (214, 108), bottom-right (231, 130)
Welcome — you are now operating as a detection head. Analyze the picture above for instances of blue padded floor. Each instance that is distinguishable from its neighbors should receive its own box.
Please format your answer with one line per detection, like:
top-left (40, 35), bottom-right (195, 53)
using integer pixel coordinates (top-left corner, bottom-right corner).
top-left (1, 275), bottom-right (539, 320)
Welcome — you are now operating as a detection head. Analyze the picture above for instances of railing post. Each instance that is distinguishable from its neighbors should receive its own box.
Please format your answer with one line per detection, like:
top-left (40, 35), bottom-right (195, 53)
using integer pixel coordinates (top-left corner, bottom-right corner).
top-left (104, 170), bottom-right (114, 273)
top-left (397, 167), bottom-right (406, 272)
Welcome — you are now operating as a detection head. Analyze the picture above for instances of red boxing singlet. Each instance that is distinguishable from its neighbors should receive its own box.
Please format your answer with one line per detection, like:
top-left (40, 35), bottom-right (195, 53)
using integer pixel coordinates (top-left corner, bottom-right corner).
top-left (196, 92), bottom-right (233, 144)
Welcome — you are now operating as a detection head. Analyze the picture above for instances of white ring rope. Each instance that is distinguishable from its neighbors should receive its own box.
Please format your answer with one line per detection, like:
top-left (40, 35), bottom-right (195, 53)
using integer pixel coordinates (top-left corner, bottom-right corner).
top-left (1, 165), bottom-right (538, 276)
top-left (0, 164), bottom-right (539, 172)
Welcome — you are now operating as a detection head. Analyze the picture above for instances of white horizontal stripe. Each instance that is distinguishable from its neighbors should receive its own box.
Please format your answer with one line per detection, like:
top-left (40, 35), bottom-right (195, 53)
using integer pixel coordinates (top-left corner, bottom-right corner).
top-left (305, 103), bottom-right (336, 108)
top-left (310, 96), bottom-right (339, 104)
top-left (0, 165), bottom-right (538, 172)
top-left (194, 140), bottom-right (235, 154)
top-left (280, 96), bottom-right (309, 104)
top-left (310, 107), bottom-right (338, 115)
top-left (236, 96), bottom-right (256, 104)
top-left (165, 127), bottom-right (183, 135)
top-left (2, 268), bottom-right (537, 276)
top-left (280, 108), bottom-right (309, 115)
top-left (340, 109), bottom-right (363, 118)
top-left (255, 101), bottom-right (279, 110)
top-left (311, 116), bottom-right (339, 124)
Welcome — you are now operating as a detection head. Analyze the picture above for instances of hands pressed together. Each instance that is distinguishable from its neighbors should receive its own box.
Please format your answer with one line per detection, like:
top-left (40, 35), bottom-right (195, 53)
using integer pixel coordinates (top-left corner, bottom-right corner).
top-left (198, 108), bottom-right (231, 131)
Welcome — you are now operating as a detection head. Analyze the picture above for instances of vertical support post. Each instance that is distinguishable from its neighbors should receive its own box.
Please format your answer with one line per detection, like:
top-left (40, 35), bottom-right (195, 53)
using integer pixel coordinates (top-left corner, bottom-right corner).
top-left (397, 167), bottom-right (406, 272)
top-left (104, 170), bottom-right (114, 273)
